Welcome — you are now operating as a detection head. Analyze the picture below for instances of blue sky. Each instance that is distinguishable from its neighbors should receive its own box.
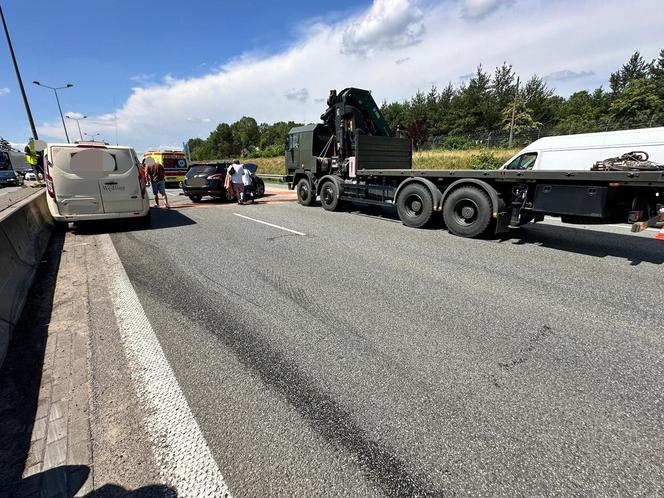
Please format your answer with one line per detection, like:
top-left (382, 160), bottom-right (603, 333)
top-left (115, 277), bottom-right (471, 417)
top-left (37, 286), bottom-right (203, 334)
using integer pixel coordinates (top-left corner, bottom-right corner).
top-left (1, 0), bottom-right (663, 152)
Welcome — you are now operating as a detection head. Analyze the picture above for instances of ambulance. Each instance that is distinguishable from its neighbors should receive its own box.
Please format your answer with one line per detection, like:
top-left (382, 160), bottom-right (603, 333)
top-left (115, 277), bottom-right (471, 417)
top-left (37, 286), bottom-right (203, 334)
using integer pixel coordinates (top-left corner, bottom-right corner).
top-left (143, 149), bottom-right (188, 185)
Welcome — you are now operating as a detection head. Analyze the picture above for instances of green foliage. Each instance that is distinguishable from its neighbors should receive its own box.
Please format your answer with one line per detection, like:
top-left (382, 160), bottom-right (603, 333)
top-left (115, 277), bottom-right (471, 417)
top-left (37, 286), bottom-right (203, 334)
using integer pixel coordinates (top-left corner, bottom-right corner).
top-left (469, 150), bottom-right (504, 170)
top-left (187, 119), bottom-right (302, 161)
top-left (440, 136), bottom-right (474, 150)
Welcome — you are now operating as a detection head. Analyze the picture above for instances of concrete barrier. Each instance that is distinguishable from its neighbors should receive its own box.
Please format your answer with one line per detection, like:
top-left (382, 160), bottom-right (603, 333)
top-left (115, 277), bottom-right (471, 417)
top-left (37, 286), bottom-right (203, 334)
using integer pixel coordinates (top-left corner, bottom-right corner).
top-left (0, 190), bottom-right (52, 367)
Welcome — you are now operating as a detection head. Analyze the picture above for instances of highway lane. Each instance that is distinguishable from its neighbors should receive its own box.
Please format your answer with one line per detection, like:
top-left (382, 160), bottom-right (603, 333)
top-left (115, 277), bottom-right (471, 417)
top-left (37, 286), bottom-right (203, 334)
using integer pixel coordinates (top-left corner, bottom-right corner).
top-left (103, 195), bottom-right (663, 496)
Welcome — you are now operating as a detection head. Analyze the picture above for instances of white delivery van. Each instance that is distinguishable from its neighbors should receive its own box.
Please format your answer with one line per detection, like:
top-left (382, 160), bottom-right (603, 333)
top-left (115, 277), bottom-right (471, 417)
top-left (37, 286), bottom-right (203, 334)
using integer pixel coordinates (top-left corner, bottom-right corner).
top-left (44, 142), bottom-right (150, 223)
top-left (500, 127), bottom-right (664, 171)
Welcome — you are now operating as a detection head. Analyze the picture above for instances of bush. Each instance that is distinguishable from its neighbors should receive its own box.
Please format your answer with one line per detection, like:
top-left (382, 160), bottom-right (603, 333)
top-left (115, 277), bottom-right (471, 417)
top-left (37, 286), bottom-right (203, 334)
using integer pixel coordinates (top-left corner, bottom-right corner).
top-left (440, 136), bottom-right (474, 150)
top-left (469, 150), bottom-right (504, 170)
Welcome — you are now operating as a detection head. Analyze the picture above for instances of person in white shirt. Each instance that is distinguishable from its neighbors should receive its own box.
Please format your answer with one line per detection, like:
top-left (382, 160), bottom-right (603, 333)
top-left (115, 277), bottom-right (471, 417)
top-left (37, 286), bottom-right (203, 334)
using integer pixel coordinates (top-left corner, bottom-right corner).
top-left (242, 167), bottom-right (254, 204)
top-left (228, 160), bottom-right (244, 204)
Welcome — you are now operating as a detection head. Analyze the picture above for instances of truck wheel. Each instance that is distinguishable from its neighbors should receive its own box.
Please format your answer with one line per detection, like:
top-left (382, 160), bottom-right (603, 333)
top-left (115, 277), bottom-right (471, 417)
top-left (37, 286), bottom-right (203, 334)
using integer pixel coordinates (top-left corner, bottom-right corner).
top-left (320, 180), bottom-right (341, 211)
top-left (296, 178), bottom-right (315, 206)
top-left (396, 183), bottom-right (434, 228)
top-left (443, 186), bottom-right (492, 238)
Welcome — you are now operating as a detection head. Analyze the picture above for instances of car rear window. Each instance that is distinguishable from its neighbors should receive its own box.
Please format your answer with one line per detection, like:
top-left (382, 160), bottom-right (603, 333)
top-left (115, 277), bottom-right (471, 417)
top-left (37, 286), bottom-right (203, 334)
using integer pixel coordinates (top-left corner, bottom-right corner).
top-left (50, 146), bottom-right (135, 175)
top-left (0, 152), bottom-right (10, 170)
top-left (186, 165), bottom-right (224, 178)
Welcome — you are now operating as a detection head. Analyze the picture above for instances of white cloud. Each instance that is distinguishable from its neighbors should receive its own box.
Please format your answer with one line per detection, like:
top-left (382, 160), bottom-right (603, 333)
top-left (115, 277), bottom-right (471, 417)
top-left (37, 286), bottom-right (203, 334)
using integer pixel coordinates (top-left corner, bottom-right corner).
top-left (341, 0), bottom-right (424, 55)
top-left (544, 69), bottom-right (595, 82)
top-left (34, 0), bottom-right (664, 151)
top-left (285, 88), bottom-right (309, 102)
top-left (461, 0), bottom-right (515, 19)
top-left (0, 87), bottom-right (10, 96)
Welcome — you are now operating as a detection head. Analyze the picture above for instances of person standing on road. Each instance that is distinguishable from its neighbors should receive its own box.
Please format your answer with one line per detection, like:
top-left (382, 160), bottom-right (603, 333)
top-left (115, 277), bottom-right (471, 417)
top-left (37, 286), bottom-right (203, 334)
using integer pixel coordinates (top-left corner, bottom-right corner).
top-left (229, 160), bottom-right (245, 204)
top-left (242, 166), bottom-right (254, 204)
top-left (148, 161), bottom-right (170, 208)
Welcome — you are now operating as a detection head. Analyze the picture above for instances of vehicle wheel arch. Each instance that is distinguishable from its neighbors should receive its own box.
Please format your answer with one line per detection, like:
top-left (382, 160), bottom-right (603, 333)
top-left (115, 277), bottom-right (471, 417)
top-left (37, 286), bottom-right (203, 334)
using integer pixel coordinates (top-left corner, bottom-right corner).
top-left (441, 178), bottom-right (503, 215)
top-left (393, 177), bottom-right (442, 211)
top-left (316, 175), bottom-right (345, 195)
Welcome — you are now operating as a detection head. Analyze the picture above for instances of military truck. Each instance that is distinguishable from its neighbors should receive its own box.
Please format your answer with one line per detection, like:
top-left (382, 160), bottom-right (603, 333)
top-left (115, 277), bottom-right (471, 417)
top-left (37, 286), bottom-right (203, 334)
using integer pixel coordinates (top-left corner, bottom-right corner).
top-left (285, 88), bottom-right (664, 239)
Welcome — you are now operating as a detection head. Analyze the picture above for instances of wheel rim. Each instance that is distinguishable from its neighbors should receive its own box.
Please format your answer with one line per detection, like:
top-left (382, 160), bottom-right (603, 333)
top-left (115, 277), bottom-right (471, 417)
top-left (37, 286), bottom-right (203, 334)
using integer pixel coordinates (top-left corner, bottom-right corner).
top-left (256, 184), bottom-right (264, 196)
top-left (322, 185), bottom-right (333, 205)
top-left (453, 199), bottom-right (479, 226)
top-left (299, 183), bottom-right (309, 201)
top-left (404, 194), bottom-right (424, 218)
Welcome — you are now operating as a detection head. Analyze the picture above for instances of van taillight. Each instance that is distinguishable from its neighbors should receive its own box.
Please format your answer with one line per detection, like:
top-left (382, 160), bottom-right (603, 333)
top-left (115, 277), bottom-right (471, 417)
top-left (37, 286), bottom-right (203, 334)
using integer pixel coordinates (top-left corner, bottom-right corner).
top-left (46, 174), bottom-right (55, 198)
top-left (139, 173), bottom-right (146, 198)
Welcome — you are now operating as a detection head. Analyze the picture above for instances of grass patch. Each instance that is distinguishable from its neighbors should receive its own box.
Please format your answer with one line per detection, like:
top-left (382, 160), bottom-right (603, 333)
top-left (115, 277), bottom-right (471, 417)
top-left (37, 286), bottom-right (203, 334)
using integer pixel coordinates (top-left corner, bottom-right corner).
top-left (232, 147), bottom-right (519, 175)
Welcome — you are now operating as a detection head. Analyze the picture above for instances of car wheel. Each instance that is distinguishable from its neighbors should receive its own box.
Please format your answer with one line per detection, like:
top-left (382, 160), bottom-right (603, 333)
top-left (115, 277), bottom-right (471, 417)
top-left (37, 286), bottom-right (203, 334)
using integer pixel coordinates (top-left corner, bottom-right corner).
top-left (254, 182), bottom-right (265, 197)
top-left (189, 195), bottom-right (203, 203)
top-left (296, 178), bottom-right (315, 206)
top-left (442, 186), bottom-right (492, 238)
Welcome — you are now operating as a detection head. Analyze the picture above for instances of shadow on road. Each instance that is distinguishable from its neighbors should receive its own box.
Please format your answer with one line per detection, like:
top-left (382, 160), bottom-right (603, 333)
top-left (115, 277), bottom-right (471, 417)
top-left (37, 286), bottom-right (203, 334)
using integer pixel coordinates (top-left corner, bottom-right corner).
top-left (71, 207), bottom-right (196, 235)
top-left (0, 232), bottom-right (64, 495)
top-left (18, 464), bottom-right (176, 497)
top-left (501, 222), bottom-right (664, 265)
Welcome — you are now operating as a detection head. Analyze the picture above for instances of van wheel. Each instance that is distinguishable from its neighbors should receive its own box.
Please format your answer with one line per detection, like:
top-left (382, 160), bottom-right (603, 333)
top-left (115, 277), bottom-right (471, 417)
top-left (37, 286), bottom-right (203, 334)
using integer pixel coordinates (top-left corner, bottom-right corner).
top-left (189, 195), bottom-right (202, 203)
top-left (396, 183), bottom-right (434, 228)
top-left (443, 186), bottom-right (492, 238)
top-left (296, 178), bottom-right (315, 206)
top-left (320, 180), bottom-right (341, 211)
top-left (53, 220), bottom-right (68, 232)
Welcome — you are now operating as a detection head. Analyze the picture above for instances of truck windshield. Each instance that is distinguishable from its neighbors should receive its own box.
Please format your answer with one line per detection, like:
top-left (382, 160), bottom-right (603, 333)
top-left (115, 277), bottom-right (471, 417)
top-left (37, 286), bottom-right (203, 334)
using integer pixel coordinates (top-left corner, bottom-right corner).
top-left (163, 157), bottom-right (187, 169)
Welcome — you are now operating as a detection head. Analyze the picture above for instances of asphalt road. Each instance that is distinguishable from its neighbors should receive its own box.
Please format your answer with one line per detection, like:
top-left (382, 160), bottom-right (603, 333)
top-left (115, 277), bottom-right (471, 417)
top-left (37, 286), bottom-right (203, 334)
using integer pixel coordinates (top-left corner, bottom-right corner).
top-left (98, 188), bottom-right (663, 496)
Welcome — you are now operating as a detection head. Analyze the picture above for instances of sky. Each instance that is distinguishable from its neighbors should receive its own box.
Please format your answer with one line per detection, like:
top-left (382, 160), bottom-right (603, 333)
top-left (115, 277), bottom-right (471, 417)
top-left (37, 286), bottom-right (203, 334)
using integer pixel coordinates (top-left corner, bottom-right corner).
top-left (1, 0), bottom-right (663, 153)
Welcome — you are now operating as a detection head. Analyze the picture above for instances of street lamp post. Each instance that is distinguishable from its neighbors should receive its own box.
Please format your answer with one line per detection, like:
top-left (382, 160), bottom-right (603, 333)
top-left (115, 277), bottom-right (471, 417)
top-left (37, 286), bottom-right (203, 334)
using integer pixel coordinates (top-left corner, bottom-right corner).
top-left (33, 81), bottom-right (73, 143)
top-left (66, 114), bottom-right (87, 141)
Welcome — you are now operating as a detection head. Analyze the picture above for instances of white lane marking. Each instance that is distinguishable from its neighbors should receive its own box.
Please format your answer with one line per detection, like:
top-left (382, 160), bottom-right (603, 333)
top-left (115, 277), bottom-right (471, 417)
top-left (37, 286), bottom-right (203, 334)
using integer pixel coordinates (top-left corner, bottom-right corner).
top-left (233, 213), bottom-right (306, 236)
top-left (99, 234), bottom-right (231, 498)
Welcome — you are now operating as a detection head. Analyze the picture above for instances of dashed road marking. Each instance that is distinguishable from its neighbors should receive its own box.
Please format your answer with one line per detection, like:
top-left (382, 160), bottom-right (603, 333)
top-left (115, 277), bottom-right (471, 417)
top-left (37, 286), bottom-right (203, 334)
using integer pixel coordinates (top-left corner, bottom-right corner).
top-left (233, 213), bottom-right (306, 235)
top-left (99, 234), bottom-right (231, 498)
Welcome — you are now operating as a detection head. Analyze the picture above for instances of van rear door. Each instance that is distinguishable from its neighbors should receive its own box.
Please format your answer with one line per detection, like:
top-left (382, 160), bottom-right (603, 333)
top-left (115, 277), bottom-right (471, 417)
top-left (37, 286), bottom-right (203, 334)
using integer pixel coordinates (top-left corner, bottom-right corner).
top-left (49, 145), bottom-right (104, 215)
top-left (96, 148), bottom-right (143, 213)
top-left (50, 145), bottom-right (143, 215)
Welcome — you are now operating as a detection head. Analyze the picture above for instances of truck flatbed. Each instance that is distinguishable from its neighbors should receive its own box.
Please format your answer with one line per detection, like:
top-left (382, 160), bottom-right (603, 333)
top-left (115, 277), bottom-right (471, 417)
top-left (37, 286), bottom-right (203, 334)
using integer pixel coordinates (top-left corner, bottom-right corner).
top-left (357, 168), bottom-right (664, 188)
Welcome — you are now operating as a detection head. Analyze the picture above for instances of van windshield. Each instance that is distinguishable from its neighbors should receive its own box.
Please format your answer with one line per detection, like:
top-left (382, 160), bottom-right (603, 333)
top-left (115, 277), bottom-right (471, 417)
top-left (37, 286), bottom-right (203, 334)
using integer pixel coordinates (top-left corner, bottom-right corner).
top-left (51, 146), bottom-right (135, 175)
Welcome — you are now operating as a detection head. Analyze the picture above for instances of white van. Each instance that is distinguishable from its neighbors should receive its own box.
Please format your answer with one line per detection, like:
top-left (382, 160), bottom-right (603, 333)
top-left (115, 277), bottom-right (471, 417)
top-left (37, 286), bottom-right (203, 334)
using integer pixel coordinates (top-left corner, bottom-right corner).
top-left (44, 142), bottom-right (150, 223)
top-left (500, 127), bottom-right (664, 171)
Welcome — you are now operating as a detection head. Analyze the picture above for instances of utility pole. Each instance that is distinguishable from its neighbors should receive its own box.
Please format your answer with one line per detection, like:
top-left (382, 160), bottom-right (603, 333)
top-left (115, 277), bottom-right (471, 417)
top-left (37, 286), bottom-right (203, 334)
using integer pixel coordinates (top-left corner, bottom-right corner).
top-left (0, 3), bottom-right (38, 139)
top-left (508, 76), bottom-right (520, 149)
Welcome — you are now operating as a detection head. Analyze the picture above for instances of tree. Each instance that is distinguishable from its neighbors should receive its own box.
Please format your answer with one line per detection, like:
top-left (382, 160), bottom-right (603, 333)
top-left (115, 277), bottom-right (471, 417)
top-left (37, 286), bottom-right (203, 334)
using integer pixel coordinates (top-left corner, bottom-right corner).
top-left (610, 51), bottom-right (650, 94)
top-left (609, 78), bottom-right (664, 127)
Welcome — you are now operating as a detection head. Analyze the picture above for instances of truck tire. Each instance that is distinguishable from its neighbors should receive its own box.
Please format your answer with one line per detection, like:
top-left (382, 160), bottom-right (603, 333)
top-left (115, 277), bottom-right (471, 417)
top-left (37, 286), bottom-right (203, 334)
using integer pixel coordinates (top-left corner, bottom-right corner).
top-left (396, 183), bottom-right (434, 228)
top-left (320, 180), bottom-right (341, 211)
top-left (296, 178), bottom-right (315, 206)
top-left (443, 186), bottom-right (492, 238)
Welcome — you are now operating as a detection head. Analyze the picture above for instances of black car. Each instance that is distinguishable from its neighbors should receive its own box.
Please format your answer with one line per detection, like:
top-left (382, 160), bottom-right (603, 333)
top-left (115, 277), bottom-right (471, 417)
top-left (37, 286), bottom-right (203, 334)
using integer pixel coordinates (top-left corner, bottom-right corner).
top-left (182, 162), bottom-right (265, 203)
top-left (0, 150), bottom-right (26, 187)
